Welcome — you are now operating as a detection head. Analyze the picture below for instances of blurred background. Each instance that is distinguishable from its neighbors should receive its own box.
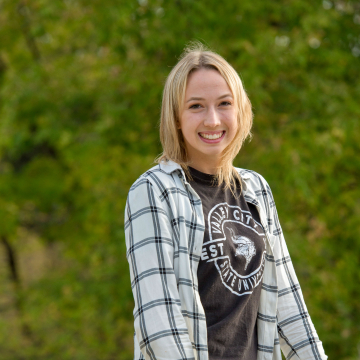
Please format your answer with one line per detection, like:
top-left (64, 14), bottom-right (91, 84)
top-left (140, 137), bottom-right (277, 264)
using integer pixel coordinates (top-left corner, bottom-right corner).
top-left (0, 0), bottom-right (359, 359)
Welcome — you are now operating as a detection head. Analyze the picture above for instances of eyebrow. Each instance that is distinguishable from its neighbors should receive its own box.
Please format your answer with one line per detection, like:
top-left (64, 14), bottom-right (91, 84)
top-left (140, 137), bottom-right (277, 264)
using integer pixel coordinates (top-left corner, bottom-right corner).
top-left (186, 93), bottom-right (233, 103)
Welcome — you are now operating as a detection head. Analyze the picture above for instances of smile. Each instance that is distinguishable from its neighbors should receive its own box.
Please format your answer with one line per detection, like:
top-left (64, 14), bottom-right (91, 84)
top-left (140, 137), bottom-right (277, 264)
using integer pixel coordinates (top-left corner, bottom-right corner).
top-left (199, 131), bottom-right (225, 140)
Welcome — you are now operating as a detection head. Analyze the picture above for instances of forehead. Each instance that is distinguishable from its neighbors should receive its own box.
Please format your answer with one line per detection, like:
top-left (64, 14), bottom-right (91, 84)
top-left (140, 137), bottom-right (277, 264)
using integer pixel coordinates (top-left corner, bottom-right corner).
top-left (185, 68), bottom-right (232, 96)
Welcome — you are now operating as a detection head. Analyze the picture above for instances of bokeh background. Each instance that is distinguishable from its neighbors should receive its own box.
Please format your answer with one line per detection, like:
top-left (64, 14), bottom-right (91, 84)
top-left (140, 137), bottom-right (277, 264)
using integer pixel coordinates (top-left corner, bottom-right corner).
top-left (0, 0), bottom-right (359, 359)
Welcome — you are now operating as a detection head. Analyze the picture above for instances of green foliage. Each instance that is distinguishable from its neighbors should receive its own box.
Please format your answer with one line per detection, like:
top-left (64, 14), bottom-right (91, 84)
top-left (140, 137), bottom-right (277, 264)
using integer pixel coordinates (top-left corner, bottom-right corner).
top-left (0, 0), bottom-right (359, 358)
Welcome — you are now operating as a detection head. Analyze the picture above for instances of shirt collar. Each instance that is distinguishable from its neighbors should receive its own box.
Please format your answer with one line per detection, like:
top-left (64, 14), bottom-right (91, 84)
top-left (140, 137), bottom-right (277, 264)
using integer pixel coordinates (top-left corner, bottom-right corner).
top-left (159, 160), bottom-right (250, 190)
top-left (159, 160), bottom-right (272, 249)
top-left (159, 160), bottom-right (183, 174)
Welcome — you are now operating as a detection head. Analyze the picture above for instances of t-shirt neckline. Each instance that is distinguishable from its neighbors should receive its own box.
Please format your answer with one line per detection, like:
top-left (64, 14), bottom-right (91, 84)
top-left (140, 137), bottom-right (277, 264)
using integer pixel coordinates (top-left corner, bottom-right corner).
top-left (188, 167), bottom-right (218, 186)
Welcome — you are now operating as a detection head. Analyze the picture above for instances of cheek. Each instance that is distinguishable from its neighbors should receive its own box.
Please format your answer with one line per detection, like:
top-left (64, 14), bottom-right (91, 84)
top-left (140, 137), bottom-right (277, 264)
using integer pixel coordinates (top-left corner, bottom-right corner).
top-left (178, 121), bottom-right (193, 143)
top-left (227, 114), bottom-right (238, 133)
top-left (180, 115), bottom-right (198, 133)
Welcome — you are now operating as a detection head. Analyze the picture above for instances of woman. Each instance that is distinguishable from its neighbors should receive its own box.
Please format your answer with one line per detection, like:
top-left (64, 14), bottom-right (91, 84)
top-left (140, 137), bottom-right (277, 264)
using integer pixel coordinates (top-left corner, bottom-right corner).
top-left (125, 44), bottom-right (327, 360)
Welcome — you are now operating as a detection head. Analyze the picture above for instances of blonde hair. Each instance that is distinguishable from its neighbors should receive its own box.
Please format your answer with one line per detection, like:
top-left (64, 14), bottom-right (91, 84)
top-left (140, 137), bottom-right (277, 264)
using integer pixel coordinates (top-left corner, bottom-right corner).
top-left (156, 42), bottom-right (253, 192)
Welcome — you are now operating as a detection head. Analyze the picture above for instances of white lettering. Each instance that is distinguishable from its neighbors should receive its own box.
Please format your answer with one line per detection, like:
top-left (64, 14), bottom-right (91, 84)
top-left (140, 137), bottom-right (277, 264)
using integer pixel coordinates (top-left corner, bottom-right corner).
top-left (243, 279), bottom-right (249, 290)
top-left (211, 227), bottom-right (222, 234)
top-left (233, 209), bottom-right (240, 220)
top-left (211, 221), bottom-right (221, 229)
top-left (218, 243), bottom-right (224, 255)
top-left (212, 211), bottom-right (222, 223)
top-left (246, 215), bottom-right (252, 225)
top-left (201, 247), bottom-right (209, 261)
top-left (209, 244), bottom-right (217, 258)
top-left (251, 275), bottom-right (257, 284)
top-left (220, 260), bottom-right (228, 269)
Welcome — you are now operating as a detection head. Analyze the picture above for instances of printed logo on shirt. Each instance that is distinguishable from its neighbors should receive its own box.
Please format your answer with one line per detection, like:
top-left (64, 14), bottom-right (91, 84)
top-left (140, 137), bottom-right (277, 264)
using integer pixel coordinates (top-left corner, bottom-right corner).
top-left (227, 228), bottom-right (256, 270)
top-left (201, 202), bottom-right (266, 296)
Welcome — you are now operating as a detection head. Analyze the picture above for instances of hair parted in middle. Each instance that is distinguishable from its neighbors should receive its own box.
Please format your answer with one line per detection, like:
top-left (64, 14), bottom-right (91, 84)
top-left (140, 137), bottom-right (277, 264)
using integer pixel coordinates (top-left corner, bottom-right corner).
top-left (156, 42), bottom-right (253, 192)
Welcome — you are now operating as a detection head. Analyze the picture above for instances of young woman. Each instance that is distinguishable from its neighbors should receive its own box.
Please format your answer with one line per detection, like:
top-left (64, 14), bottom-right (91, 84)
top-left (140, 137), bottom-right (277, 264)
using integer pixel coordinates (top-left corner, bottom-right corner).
top-left (125, 45), bottom-right (327, 360)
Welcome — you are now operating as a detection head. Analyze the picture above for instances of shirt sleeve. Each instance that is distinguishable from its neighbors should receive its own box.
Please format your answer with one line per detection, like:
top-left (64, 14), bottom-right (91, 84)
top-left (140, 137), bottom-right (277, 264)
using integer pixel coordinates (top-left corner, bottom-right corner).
top-left (263, 179), bottom-right (327, 360)
top-left (124, 177), bottom-right (195, 360)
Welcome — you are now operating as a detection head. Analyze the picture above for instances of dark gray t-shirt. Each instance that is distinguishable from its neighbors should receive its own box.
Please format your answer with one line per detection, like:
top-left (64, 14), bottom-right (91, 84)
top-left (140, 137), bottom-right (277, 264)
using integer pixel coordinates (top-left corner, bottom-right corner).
top-left (187, 167), bottom-right (267, 360)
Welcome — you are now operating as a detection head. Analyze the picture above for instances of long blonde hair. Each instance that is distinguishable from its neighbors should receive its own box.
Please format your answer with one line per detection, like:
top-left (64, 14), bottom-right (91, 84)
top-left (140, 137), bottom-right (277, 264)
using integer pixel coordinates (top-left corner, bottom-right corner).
top-left (156, 42), bottom-right (253, 192)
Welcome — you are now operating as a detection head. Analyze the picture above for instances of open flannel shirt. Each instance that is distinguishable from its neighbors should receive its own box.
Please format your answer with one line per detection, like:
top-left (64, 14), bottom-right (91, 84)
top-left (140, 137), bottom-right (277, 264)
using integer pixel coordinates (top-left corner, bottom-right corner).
top-left (124, 161), bottom-right (327, 360)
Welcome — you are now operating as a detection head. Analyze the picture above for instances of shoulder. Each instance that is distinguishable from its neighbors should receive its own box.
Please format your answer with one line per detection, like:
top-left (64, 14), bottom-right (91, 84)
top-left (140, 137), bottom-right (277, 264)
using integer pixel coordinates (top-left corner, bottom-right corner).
top-left (235, 167), bottom-right (276, 215)
top-left (129, 163), bottom-right (182, 197)
top-left (235, 167), bottom-right (273, 194)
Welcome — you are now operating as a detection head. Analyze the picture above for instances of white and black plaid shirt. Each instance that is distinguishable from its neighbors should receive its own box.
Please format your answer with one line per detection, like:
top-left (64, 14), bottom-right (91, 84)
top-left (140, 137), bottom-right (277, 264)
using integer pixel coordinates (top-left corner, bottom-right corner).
top-left (125, 161), bottom-right (327, 360)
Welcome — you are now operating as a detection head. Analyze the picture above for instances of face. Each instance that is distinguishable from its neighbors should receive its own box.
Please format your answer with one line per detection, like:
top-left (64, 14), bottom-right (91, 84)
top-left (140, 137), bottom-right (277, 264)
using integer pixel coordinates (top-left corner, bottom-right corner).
top-left (179, 68), bottom-right (238, 174)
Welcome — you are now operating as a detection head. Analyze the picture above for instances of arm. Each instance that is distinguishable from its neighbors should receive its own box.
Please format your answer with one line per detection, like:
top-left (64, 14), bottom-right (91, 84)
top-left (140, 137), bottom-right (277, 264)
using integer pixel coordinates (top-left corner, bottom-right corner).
top-left (125, 177), bottom-right (195, 360)
top-left (263, 179), bottom-right (327, 360)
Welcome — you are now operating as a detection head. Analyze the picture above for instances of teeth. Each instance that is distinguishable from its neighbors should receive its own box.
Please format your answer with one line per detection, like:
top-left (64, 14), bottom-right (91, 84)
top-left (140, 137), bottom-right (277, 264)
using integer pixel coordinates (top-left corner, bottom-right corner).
top-left (200, 132), bottom-right (223, 140)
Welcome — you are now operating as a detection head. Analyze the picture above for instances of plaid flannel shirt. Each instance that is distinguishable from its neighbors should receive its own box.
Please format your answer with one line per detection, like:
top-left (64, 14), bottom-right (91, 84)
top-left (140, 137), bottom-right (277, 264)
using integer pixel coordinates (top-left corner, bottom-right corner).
top-left (124, 161), bottom-right (327, 360)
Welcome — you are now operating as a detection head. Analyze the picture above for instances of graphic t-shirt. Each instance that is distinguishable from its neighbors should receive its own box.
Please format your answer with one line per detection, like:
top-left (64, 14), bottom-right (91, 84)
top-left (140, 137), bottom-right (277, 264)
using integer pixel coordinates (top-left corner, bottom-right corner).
top-left (187, 167), bottom-right (267, 360)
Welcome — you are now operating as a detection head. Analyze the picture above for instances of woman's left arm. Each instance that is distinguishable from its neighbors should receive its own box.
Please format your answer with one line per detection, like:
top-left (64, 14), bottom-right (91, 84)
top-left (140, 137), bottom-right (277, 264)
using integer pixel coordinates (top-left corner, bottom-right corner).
top-left (264, 179), bottom-right (327, 360)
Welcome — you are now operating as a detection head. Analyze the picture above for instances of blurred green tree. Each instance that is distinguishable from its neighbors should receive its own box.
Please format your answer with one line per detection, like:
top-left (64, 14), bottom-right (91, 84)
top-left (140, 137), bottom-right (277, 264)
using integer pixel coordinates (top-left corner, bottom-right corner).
top-left (0, 0), bottom-right (359, 358)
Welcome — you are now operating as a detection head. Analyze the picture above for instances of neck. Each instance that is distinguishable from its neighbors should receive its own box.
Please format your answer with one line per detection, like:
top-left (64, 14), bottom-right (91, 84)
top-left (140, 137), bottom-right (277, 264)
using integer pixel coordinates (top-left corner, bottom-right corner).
top-left (187, 159), bottom-right (218, 175)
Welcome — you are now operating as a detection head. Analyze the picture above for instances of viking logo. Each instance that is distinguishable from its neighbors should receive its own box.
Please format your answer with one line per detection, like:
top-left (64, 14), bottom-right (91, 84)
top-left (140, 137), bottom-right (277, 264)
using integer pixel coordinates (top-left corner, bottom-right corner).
top-left (227, 228), bottom-right (256, 270)
top-left (201, 203), bottom-right (266, 296)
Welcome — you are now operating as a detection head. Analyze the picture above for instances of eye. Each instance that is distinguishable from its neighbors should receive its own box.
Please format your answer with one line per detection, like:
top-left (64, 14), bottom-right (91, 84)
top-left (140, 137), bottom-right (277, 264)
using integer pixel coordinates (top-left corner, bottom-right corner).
top-left (189, 103), bottom-right (202, 109)
top-left (220, 101), bottom-right (232, 106)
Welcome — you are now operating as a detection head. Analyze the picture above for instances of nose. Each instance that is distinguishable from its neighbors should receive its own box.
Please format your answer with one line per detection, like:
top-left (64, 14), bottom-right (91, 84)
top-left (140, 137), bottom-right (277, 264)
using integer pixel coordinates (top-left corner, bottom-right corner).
top-left (204, 107), bottom-right (221, 127)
